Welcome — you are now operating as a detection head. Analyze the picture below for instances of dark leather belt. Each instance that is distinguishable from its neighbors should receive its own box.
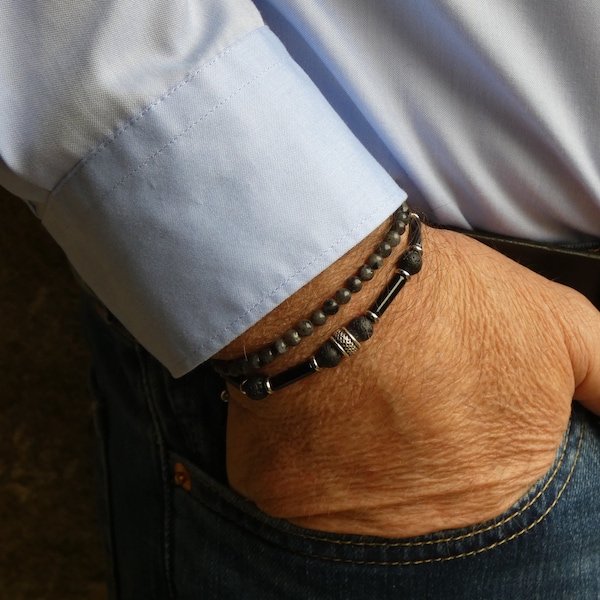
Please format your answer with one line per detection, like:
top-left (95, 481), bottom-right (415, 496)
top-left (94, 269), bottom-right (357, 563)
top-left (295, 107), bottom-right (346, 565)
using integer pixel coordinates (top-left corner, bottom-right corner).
top-left (462, 230), bottom-right (600, 310)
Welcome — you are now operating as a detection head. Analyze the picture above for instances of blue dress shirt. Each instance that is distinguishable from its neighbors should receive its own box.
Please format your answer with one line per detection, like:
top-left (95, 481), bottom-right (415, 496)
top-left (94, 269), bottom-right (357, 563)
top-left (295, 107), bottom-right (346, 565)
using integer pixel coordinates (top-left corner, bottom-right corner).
top-left (2, 0), bottom-right (600, 375)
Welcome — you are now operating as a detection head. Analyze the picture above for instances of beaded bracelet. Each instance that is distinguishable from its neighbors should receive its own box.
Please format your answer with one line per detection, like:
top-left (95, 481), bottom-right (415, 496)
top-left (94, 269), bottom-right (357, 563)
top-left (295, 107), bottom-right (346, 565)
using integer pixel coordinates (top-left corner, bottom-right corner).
top-left (220, 212), bottom-right (422, 401)
top-left (212, 203), bottom-right (413, 380)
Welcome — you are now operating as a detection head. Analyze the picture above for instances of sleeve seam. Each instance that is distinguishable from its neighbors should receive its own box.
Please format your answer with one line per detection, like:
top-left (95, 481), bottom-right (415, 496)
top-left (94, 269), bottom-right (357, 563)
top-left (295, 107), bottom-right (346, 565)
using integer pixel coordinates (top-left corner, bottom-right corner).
top-left (52, 26), bottom-right (269, 196)
top-left (101, 53), bottom-right (289, 200)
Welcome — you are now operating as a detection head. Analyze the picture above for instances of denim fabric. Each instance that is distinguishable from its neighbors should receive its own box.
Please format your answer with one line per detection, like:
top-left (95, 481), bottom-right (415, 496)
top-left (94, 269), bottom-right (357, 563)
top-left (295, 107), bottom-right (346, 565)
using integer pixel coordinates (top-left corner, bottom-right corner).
top-left (82, 295), bottom-right (600, 599)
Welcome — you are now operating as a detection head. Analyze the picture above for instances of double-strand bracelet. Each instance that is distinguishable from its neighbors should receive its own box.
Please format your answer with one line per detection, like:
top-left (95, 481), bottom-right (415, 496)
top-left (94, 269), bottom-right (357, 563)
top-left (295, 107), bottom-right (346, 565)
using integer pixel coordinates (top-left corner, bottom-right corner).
top-left (218, 210), bottom-right (423, 401)
top-left (212, 203), bottom-right (413, 380)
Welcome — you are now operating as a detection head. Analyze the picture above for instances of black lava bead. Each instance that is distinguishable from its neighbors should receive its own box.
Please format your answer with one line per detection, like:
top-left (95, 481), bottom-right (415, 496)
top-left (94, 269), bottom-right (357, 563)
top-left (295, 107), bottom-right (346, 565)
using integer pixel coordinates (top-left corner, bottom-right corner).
top-left (243, 377), bottom-right (270, 400)
top-left (347, 316), bottom-right (374, 342)
top-left (315, 341), bottom-right (343, 368)
top-left (399, 250), bottom-right (422, 275)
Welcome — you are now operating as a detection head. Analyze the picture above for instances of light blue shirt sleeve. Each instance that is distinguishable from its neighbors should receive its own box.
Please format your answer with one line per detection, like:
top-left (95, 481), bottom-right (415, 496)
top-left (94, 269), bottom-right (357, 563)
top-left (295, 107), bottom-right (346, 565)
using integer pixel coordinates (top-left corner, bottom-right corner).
top-left (0, 0), bottom-right (405, 376)
top-left (5, 0), bottom-right (600, 376)
top-left (256, 0), bottom-right (600, 242)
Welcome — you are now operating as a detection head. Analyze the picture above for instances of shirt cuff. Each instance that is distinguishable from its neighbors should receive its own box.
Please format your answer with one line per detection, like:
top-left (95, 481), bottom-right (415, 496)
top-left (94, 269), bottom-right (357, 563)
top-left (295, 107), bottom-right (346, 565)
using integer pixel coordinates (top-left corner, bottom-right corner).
top-left (43, 26), bottom-right (406, 377)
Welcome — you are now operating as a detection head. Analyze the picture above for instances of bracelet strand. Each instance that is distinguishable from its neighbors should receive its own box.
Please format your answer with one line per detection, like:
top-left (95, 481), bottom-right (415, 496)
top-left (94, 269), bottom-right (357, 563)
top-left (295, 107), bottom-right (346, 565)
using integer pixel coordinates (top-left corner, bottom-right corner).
top-left (212, 202), bottom-right (413, 378)
top-left (219, 212), bottom-right (422, 401)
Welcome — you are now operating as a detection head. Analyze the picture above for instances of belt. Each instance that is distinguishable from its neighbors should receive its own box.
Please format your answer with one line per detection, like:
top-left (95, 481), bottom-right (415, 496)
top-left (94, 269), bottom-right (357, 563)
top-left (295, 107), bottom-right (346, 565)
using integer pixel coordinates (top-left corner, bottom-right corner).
top-left (462, 230), bottom-right (600, 310)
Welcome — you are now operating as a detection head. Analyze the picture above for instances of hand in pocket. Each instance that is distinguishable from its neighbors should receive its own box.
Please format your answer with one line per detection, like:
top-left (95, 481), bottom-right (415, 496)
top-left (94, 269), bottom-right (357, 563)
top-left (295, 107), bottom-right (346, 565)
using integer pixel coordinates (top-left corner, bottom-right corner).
top-left (226, 227), bottom-right (600, 537)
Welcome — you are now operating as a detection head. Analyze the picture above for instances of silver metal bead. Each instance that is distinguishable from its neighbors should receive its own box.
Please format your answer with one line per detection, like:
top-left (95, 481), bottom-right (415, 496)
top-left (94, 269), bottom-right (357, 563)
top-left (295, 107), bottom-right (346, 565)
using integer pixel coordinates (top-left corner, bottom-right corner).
top-left (330, 328), bottom-right (361, 358)
top-left (264, 378), bottom-right (274, 395)
top-left (342, 327), bottom-right (361, 348)
top-left (309, 356), bottom-right (322, 372)
top-left (365, 310), bottom-right (380, 323)
top-left (397, 268), bottom-right (412, 280)
top-left (330, 336), bottom-right (347, 357)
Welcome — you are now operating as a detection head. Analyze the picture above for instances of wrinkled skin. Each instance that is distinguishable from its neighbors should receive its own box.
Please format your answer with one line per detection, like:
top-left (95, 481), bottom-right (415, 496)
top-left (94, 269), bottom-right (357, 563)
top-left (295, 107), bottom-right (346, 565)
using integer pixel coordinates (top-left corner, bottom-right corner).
top-left (224, 226), bottom-right (600, 537)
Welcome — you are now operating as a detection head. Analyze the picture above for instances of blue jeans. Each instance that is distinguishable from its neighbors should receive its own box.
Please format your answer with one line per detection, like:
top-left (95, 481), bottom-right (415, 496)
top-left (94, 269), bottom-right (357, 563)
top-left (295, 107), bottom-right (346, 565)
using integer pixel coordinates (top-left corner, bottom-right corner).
top-left (81, 296), bottom-right (600, 599)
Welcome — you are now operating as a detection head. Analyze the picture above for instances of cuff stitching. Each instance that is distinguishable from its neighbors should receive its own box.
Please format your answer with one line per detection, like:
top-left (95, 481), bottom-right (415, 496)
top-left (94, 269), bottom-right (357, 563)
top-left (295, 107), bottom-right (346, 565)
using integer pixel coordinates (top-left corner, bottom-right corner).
top-left (101, 54), bottom-right (288, 200)
top-left (53, 27), bottom-right (267, 195)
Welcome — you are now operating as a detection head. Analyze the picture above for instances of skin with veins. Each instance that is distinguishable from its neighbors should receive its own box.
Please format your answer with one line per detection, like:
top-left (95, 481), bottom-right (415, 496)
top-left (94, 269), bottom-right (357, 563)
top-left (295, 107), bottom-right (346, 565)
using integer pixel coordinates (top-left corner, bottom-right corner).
top-left (223, 225), bottom-right (600, 538)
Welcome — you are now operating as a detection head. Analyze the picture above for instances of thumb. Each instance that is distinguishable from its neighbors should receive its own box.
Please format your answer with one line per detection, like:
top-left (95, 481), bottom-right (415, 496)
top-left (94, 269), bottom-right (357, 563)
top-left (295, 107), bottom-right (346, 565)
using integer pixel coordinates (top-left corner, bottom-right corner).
top-left (565, 289), bottom-right (600, 412)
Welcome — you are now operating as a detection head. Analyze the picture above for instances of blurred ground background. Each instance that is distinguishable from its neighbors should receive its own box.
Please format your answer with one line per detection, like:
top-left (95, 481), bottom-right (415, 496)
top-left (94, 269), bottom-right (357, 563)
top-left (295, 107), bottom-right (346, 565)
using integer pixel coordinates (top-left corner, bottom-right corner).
top-left (0, 188), bottom-right (107, 599)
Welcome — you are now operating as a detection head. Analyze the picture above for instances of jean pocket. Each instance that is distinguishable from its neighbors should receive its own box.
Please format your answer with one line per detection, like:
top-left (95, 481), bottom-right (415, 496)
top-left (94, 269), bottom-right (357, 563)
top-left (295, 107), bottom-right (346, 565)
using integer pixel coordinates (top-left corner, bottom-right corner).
top-left (167, 406), bottom-right (593, 599)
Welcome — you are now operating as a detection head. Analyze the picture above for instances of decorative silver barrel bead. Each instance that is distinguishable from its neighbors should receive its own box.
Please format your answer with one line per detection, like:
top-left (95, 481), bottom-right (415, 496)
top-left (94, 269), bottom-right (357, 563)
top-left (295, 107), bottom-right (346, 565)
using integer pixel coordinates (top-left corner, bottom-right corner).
top-left (330, 327), bottom-right (361, 358)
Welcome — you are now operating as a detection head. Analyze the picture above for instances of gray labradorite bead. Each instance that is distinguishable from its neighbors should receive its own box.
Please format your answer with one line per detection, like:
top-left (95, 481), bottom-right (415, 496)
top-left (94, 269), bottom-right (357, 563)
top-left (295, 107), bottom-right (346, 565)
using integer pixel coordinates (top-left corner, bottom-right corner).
top-left (335, 288), bottom-right (352, 305)
top-left (311, 309), bottom-right (327, 326)
top-left (297, 319), bottom-right (314, 337)
top-left (346, 276), bottom-right (363, 293)
top-left (347, 316), bottom-right (374, 342)
top-left (258, 347), bottom-right (275, 365)
top-left (386, 230), bottom-right (402, 247)
top-left (391, 220), bottom-right (406, 236)
top-left (367, 253), bottom-right (384, 270)
top-left (315, 341), bottom-right (343, 369)
top-left (243, 377), bottom-right (269, 401)
top-left (358, 265), bottom-right (374, 281)
top-left (395, 202), bottom-right (410, 221)
top-left (376, 241), bottom-right (392, 258)
top-left (249, 353), bottom-right (261, 370)
top-left (241, 358), bottom-right (253, 375)
top-left (284, 329), bottom-right (302, 346)
top-left (399, 250), bottom-right (423, 275)
top-left (272, 338), bottom-right (288, 355)
top-left (322, 299), bottom-right (339, 315)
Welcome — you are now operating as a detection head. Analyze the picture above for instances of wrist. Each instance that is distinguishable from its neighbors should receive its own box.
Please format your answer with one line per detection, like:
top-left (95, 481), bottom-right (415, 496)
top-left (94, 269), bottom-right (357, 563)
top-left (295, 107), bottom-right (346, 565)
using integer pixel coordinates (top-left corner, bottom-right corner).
top-left (225, 225), bottom-right (587, 538)
top-left (222, 218), bottom-right (435, 420)
top-left (213, 210), bottom-right (416, 384)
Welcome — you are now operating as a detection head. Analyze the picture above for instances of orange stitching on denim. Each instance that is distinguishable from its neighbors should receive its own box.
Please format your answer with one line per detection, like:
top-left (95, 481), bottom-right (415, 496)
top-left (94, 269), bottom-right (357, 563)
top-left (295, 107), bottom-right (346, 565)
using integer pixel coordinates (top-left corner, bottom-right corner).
top-left (297, 420), bottom-right (583, 566)
top-left (291, 417), bottom-right (574, 548)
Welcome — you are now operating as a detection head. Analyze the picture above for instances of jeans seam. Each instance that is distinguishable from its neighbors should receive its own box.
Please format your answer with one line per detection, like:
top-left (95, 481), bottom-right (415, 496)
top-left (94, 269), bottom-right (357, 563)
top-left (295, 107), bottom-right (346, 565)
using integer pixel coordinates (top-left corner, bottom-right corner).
top-left (177, 415), bottom-right (582, 566)
top-left (137, 346), bottom-right (176, 599)
top-left (297, 420), bottom-right (584, 566)
top-left (293, 416), bottom-right (575, 549)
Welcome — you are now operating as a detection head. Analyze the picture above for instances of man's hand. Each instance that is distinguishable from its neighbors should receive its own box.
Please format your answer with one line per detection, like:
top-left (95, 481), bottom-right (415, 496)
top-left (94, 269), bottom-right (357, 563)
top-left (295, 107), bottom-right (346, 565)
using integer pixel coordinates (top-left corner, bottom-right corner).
top-left (224, 226), bottom-right (600, 537)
